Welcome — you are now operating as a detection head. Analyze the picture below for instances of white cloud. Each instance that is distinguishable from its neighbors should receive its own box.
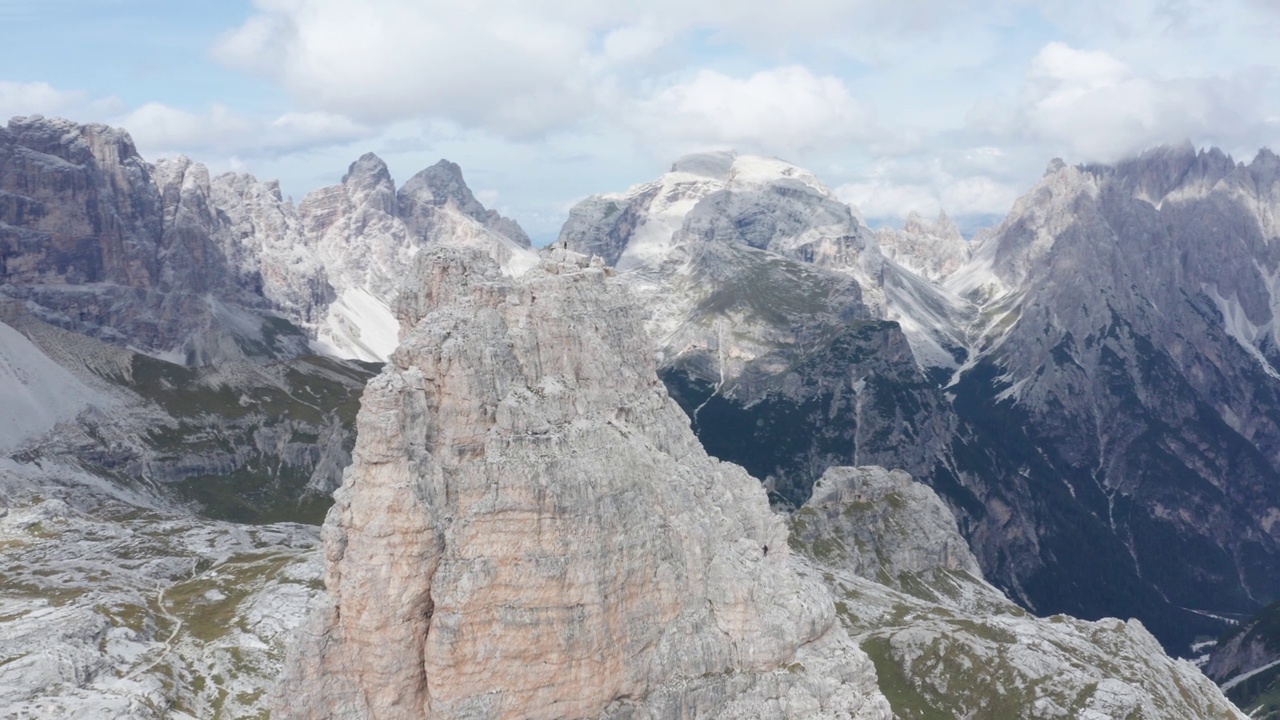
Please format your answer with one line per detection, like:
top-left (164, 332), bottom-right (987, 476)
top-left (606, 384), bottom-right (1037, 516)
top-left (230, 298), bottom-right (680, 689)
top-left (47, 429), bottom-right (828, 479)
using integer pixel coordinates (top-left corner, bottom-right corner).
top-left (968, 41), bottom-right (1275, 163)
top-left (0, 81), bottom-right (122, 123)
top-left (838, 180), bottom-right (942, 220)
top-left (632, 66), bottom-right (879, 155)
top-left (118, 102), bottom-right (371, 158)
top-left (214, 0), bottom-right (600, 136)
top-left (0, 80), bottom-right (369, 163)
top-left (14, 0), bottom-right (1280, 242)
top-left (210, 0), bottom-right (1029, 140)
top-left (940, 176), bottom-right (1021, 217)
top-left (837, 171), bottom-right (1019, 222)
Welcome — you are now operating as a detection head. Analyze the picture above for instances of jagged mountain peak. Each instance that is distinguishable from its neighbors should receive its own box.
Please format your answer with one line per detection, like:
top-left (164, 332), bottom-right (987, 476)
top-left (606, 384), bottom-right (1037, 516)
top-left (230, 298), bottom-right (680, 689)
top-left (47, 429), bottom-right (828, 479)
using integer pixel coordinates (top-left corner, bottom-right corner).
top-left (878, 210), bottom-right (969, 283)
top-left (213, 170), bottom-right (287, 204)
top-left (940, 139), bottom-right (1280, 653)
top-left (902, 210), bottom-right (962, 241)
top-left (399, 159), bottom-right (483, 215)
top-left (961, 141), bottom-right (1276, 302)
top-left (340, 151), bottom-right (394, 193)
top-left (1108, 143), bottom-right (1238, 205)
top-left (396, 158), bottom-right (531, 248)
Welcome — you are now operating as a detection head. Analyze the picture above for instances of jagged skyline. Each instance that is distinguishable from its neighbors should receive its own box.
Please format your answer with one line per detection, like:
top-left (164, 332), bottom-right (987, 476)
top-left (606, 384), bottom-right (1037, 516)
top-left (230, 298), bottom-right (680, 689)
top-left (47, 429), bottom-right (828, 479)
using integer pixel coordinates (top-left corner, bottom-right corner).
top-left (1, 0), bottom-right (1278, 241)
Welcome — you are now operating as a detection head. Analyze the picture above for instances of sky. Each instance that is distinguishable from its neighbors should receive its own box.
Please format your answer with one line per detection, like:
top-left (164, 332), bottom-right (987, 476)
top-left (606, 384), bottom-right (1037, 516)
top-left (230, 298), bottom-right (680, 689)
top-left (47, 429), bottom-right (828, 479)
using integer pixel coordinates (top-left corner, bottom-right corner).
top-left (2, 0), bottom-right (1278, 242)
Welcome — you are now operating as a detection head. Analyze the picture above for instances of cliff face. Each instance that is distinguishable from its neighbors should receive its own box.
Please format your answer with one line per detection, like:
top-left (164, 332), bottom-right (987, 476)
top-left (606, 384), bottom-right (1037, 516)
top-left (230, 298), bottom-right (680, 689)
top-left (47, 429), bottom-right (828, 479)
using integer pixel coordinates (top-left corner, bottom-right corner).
top-left (935, 147), bottom-right (1280, 651)
top-left (278, 246), bottom-right (891, 719)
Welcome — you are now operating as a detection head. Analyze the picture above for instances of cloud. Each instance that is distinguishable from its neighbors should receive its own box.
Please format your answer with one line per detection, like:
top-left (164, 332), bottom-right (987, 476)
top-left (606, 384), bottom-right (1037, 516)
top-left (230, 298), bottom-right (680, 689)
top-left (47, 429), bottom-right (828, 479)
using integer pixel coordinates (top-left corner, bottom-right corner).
top-left (214, 0), bottom-right (601, 136)
top-left (837, 171), bottom-right (1019, 222)
top-left (838, 180), bottom-right (942, 220)
top-left (631, 66), bottom-right (879, 154)
top-left (0, 79), bottom-right (370, 162)
top-left (969, 41), bottom-right (1277, 162)
top-left (117, 102), bottom-right (371, 158)
top-left (210, 0), bottom-right (1028, 140)
top-left (0, 80), bottom-right (123, 122)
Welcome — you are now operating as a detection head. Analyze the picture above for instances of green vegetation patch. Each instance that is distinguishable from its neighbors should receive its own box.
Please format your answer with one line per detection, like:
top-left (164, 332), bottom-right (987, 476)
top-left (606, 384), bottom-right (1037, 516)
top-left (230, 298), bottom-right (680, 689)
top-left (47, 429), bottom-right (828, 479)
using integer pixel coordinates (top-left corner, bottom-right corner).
top-left (173, 465), bottom-right (332, 526)
top-left (165, 553), bottom-right (295, 643)
top-left (860, 636), bottom-right (950, 720)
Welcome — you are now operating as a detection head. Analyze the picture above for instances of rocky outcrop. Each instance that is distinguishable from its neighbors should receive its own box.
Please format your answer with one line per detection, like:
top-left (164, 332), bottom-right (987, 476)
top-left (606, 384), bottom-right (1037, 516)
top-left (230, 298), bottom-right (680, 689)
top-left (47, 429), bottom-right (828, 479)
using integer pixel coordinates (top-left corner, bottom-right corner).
top-left (792, 466), bottom-right (981, 587)
top-left (398, 159), bottom-right (531, 248)
top-left (300, 153), bottom-right (538, 361)
top-left (875, 211), bottom-right (969, 282)
top-left (277, 246), bottom-right (892, 719)
top-left (793, 466), bottom-right (1246, 720)
top-left (205, 166), bottom-right (332, 324)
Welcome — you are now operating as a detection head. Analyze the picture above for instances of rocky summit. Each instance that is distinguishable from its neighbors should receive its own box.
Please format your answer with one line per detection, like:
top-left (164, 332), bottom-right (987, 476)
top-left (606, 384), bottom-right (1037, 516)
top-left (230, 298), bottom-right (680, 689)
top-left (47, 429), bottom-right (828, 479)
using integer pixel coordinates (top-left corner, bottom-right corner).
top-left (276, 245), bottom-right (890, 719)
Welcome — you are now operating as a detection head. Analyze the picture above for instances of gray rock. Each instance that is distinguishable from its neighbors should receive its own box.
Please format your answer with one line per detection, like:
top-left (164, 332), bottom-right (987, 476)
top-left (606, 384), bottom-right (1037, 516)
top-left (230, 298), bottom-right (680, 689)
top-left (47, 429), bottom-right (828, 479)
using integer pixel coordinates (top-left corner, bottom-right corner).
top-left (276, 245), bottom-right (892, 720)
top-left (939, 145), bottom-right (1280, 651)
top-left (793, 465), bottom-right (1245, 720)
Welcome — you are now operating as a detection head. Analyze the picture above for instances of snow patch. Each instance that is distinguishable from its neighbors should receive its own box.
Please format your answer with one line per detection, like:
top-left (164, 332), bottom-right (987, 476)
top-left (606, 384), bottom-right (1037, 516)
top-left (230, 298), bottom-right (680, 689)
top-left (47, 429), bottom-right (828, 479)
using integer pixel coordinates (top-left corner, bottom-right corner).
top-left (616, 177), bottom-right (722, 272)
top-left (313, 288), bottom-right (399, 362)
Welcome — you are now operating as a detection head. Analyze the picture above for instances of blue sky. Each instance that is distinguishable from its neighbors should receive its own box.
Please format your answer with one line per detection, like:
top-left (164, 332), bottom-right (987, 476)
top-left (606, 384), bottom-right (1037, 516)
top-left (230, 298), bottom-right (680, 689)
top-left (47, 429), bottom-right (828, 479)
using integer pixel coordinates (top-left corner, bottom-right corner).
top-left (2, 0), bottom-right (1278, 242)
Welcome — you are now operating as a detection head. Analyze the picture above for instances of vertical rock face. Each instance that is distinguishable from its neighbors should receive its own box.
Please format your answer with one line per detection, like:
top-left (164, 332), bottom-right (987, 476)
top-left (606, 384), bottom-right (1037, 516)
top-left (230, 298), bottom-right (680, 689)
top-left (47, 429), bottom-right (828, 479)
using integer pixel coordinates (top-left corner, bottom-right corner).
top-left (278, 246), bottom-right (891, 720)
top-left (0, 115), bottom-right (162, 290)
top-left (1, 116), bottom-right (166, 347)
top-left (0, 116), bottom-right (321, 363)
top-left (938, 145), bottom-right (1280, 651)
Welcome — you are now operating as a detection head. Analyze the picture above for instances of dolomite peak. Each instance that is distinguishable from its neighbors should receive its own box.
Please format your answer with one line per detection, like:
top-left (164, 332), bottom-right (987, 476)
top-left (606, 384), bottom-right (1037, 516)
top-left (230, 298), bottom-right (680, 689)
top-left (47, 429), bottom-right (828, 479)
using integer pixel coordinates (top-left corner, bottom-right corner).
top-left (276, 244), bottom-right (891, 719)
